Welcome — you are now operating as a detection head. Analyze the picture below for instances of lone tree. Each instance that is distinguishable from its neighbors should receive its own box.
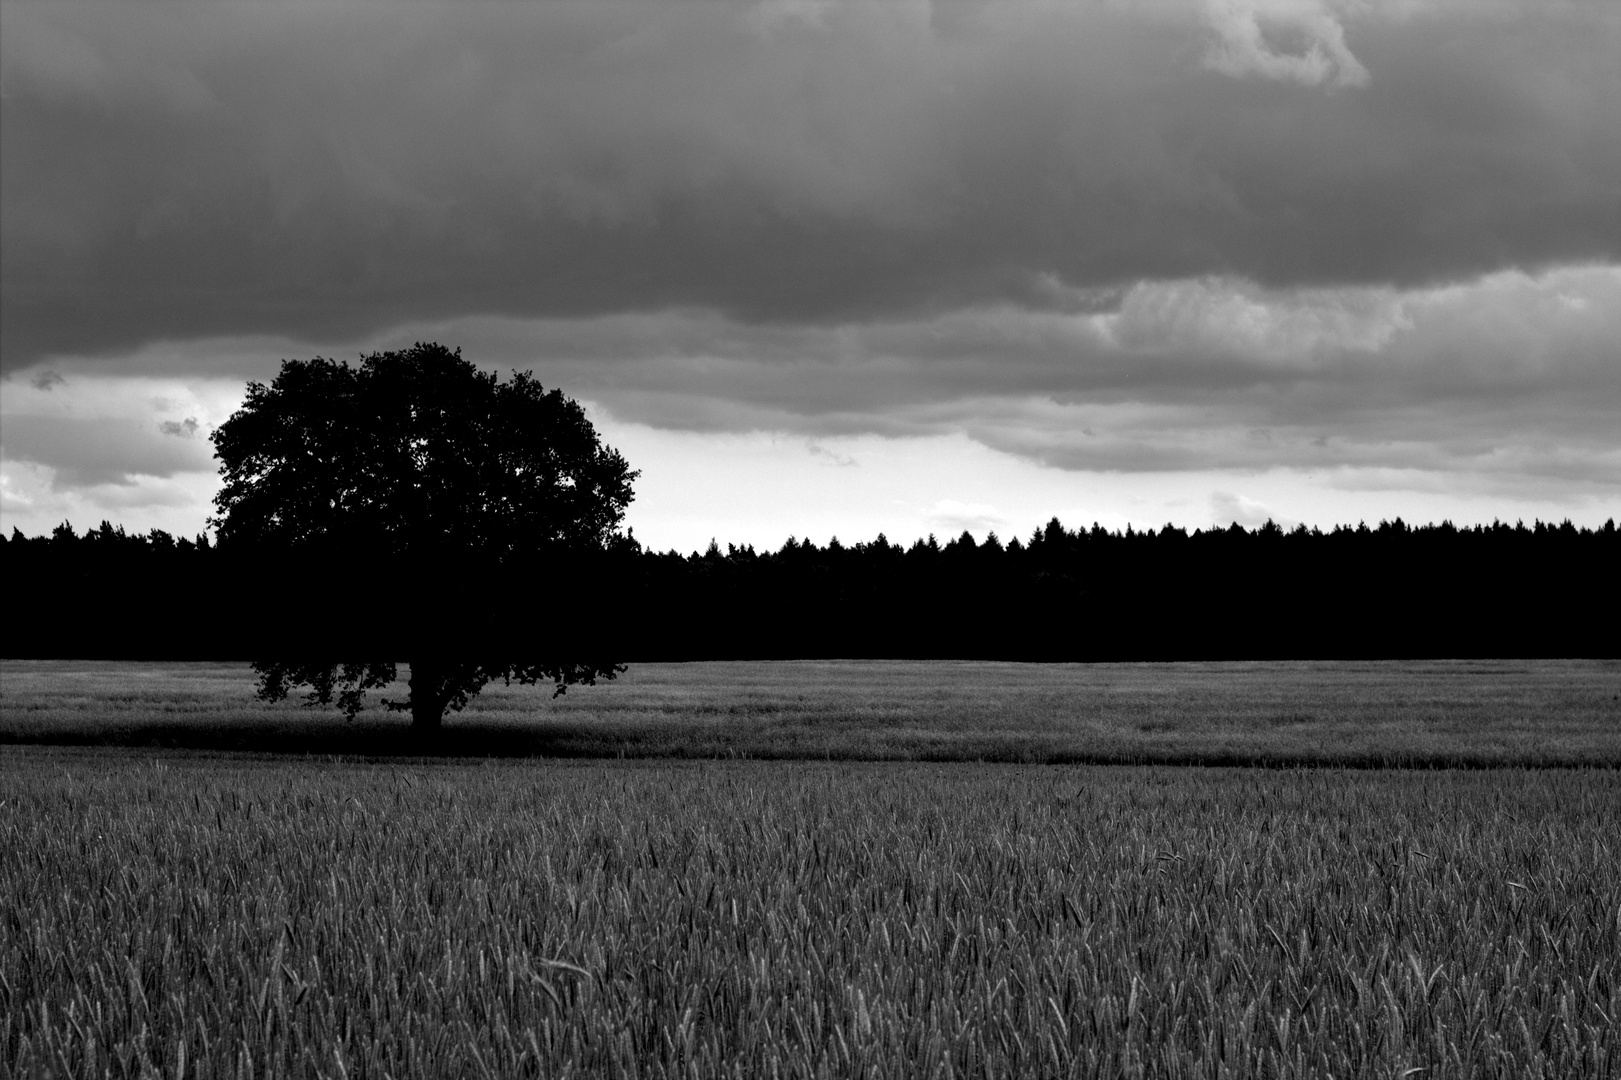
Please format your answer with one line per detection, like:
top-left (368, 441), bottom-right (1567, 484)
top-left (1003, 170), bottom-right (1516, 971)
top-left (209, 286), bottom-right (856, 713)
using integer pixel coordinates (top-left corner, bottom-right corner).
top-left (210, 342), bottom-right (638, 731)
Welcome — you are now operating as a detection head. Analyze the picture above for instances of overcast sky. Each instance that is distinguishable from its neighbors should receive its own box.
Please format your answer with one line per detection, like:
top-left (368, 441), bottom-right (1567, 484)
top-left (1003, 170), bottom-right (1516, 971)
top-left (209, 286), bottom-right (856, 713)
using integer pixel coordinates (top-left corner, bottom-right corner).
top-left (3, 0), bottom-right (1617, 551)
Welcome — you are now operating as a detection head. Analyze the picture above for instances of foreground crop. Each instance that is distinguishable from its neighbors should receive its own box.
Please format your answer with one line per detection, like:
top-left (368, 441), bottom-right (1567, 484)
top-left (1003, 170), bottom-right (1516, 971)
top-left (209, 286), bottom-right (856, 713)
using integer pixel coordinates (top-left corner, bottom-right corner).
top-left (3, 755), bottom-right (1617, 1078)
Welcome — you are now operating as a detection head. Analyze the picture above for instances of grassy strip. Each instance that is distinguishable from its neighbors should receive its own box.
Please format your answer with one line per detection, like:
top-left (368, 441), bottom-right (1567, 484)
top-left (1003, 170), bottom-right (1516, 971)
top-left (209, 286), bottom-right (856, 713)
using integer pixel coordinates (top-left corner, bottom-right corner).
top-left (3, 754), bottom-right (1617, 1077)
top-left (4, 659), bottom-right (1619, 766)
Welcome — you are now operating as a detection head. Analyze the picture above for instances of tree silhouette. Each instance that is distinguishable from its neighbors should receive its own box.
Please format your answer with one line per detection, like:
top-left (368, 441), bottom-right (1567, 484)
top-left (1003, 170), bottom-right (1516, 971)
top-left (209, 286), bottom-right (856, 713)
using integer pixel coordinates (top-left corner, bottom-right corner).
top-left (210, 343), bottom-right (637, 731)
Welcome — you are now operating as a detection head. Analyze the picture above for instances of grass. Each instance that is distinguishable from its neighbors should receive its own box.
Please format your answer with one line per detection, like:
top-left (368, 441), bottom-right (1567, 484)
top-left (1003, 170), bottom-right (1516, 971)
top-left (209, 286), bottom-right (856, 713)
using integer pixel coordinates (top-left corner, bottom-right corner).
top-left (3, 658), bottom-right (1620, 765)
top-left (4, 661), bottom-right (1617, 1076)
top-left (3, 754), bottom-right (1617, 1077)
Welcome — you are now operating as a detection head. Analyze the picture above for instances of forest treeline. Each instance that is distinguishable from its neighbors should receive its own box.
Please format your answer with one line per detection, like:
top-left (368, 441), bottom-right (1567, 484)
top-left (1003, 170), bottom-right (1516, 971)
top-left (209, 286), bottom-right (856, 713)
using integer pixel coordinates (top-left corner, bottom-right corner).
top-left (4, 516), bottom-right (1616, 660)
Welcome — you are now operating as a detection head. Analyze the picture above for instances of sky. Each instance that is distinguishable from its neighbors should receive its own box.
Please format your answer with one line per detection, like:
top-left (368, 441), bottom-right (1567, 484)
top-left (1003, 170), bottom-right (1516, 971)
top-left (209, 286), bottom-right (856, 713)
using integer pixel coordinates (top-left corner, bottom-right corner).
top-left (2, 0), bottom-right (1618, 553)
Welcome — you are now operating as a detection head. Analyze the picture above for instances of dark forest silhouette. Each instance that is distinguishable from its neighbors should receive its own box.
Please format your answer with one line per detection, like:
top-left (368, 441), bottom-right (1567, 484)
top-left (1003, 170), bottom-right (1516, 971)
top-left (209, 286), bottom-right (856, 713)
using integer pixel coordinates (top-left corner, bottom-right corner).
top-left (6, 514), bottom-right (1615, 661)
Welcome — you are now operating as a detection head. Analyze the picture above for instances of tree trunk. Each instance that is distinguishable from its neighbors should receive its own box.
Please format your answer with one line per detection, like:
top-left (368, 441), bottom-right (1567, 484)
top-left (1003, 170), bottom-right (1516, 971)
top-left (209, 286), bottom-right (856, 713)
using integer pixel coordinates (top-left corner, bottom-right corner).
top-left (409, 660), bottom-right (445, 732)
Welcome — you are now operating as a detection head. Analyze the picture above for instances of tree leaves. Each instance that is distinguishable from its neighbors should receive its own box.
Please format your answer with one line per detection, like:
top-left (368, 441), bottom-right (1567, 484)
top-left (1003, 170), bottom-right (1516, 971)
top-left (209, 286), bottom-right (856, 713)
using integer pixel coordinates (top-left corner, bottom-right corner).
top-left (211, 343), bottom-right (637, 562)
top-left (213, 344), bottom-right (637, 727)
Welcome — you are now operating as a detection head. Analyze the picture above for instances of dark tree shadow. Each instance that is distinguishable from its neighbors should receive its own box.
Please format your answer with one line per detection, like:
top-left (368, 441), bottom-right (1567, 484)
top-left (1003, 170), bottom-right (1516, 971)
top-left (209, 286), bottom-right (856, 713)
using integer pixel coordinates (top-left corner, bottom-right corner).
top-left (0, 720), bottom-right (602, 760)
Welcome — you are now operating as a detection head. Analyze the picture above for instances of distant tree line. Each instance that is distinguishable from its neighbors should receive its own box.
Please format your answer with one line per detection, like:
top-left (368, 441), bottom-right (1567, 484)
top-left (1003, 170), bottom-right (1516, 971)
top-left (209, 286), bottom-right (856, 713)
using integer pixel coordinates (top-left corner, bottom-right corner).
top-left (5, 516), bottom-right (1615, 660)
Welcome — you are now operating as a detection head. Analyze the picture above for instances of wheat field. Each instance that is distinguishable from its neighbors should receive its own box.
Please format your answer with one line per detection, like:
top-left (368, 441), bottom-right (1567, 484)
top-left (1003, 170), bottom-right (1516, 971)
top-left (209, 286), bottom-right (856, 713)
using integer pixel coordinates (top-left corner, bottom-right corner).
top-left (4, 752), bottom-right (1617, 1078)
top-left (4, 658), bottom-right (1618, 765)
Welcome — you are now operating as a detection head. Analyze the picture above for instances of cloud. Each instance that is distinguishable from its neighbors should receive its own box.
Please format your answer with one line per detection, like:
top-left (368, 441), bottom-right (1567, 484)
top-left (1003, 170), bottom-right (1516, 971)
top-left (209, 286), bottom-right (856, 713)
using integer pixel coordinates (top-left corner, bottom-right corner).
top-left (3, 0), bottom-right (1617, 369)
top-left (323, 264), bottom-right (1610, 490)
top-left (28, 262), bottom-right (1613, 488)
top-left (15, 265), bottom-right (1613, 499)
top-left (1210, 491), bottom-right (1288, 529)
top-left (3, 2), bottom-right (1616, 541)
top-left (2, 416), bottom-right (212, 487)
top-left (1202, 0), bottom-right (1369, 88)
top-left (926, 499), bottom-right (1007, 539)
top-left (0, 455), bottom-right (217, 540)
top-left (159, 417), bottom-right (200, 438)
top-left (807, 441), bottom-right (858, 467)
top-left (0, 460), bottom-right (43, 514)
top-left (0, 373), bottom-right (232, 536)
top-left (0, 374), bottom-right (240, 487)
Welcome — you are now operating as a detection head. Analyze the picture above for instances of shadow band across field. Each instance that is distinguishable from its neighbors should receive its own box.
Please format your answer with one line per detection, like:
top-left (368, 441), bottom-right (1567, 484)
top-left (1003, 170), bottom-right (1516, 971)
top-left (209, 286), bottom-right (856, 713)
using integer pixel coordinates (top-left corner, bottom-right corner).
top-left (6, 719), bottom-right (1619, 769)
top-left (3, 658), bottom-right (1618, 768)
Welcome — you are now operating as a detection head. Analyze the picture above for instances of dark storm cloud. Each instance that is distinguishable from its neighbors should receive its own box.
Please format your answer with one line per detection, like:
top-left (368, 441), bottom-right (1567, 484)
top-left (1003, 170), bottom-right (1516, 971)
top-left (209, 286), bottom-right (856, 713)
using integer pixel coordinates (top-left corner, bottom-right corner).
top-left (7, 262), bottom-right (1612, 502)
top-left (414, 264), bottom-right (1620, 410)
top-left (399, 264), bottom-right (1619, 487)
top-left (3, 0), bottom-right (1617, 370)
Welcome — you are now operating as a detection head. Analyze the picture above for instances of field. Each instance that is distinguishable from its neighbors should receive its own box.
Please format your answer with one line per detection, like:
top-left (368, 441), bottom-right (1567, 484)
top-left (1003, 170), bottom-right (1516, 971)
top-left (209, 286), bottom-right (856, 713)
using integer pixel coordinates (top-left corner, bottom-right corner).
top-left (4, 755), bottom-right (1617, 1078)
top-left (3, 660), bottom-right (1618, 1077)
top-left (4, 658), bottom-right (1619, 766)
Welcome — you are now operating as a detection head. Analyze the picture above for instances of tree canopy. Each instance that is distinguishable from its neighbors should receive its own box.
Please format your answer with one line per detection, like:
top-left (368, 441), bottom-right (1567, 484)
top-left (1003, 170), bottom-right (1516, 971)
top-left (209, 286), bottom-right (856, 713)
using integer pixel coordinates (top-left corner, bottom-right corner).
top-left (209, 343), bottom-right (637, 730)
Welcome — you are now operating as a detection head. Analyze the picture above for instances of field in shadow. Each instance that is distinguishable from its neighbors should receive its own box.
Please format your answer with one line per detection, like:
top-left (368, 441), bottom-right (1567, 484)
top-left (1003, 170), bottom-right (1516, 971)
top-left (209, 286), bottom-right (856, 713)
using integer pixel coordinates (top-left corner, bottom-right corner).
top-left (3, 658), bottom-right (1618, 767)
